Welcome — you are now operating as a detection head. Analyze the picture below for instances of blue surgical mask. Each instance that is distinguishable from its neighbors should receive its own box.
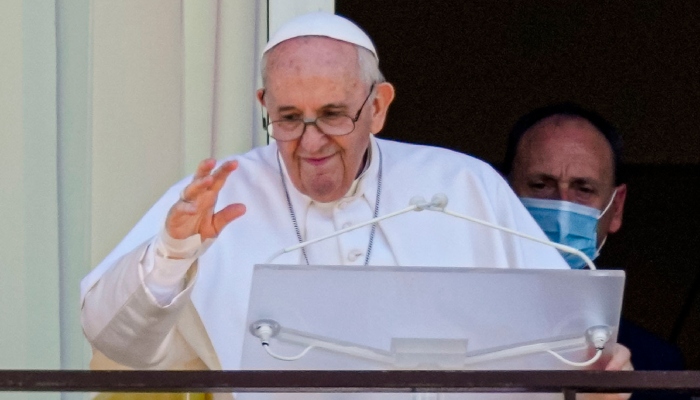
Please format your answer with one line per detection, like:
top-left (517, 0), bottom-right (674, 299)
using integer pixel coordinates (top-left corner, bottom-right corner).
top-left (520, 191), bottom-right (616, 269)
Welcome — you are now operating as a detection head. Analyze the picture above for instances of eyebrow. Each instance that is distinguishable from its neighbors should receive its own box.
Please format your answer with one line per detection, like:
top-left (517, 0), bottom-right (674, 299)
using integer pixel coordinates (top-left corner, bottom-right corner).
top-left (321, 103), bottom-right (348, 110)
top-left (528, 173), bottom-right (598, 185)
top-left (570, 177), bottom-right (599, 187)
top-left (276, 106), bottom-right (299, 113)
top-left (275, 103), bottom-right (349, 113)
top-left (527, 173), bottom-right (557, 181)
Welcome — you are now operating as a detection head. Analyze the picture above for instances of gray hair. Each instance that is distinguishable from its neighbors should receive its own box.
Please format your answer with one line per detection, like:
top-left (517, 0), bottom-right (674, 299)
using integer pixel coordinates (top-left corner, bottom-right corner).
top-left (261, 43), bottom-right (385, 89)
top-left (357, 46), bottom-right (385, 85)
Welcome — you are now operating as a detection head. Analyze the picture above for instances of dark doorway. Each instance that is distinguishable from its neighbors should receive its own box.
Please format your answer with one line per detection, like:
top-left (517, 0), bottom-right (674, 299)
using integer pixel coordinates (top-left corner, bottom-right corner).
top-left (337, 0), bottom-right (700, 369)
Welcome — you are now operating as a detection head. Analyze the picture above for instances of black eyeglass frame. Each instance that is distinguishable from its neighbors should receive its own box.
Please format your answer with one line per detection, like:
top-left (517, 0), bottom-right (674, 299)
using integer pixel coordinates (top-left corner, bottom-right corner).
top-left (261, 83), bottom-right (376, 141)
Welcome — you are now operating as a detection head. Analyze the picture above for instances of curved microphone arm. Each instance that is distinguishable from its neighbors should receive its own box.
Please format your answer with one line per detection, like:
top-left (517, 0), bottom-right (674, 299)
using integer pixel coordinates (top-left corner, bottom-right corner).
top-left (427, 193), bottom-right (596, 270)
top-left (264, 197), bottom-right (437, 264)
top-left (265, 193), bottom-right (595, 270)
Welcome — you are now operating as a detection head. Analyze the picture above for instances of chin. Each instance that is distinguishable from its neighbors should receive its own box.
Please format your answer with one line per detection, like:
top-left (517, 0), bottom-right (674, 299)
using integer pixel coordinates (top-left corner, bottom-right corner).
top-left (305, 180), bottom-right (347, 203)
top-left (308, 188), bottom-right (343, 203)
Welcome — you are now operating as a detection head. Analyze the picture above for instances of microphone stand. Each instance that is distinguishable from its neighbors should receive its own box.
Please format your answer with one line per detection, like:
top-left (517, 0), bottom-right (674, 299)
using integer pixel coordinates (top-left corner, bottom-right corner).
top-left (266, 194), bottom-right (596, 270)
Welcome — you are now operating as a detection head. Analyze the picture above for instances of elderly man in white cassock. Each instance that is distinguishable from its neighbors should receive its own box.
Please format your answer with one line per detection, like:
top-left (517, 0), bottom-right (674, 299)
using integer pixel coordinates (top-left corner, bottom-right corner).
top-left (81, 11), bottom-right (631, 396)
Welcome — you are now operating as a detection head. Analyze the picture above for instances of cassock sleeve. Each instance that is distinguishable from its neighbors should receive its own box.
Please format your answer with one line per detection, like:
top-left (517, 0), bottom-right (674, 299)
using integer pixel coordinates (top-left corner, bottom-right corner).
top-left (80, 175), bottom-right (205, 368)
top-left (81, 238), bottom-right (201, 368)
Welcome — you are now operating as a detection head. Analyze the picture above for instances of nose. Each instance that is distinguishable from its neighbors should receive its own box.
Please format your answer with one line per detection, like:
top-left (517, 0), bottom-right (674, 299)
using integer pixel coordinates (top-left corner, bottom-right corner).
top-left (298, 122), bottom-right (329, 153)
top-left (556, 184), bottom-right (572, 201)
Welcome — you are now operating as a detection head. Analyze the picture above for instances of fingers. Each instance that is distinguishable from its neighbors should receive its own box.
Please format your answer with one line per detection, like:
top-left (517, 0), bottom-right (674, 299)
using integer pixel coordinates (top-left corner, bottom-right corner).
top-left (193, 158), bottom-right (217, 179)
top-left (210, 160), bottom-right (238, 192)
top-left (577, 345), bottom-right (634, 400)
top-left (167, 158), bottom-right (240, 240)
top-left (180, 175), bottom-right (213, 206)
top-left (578, 393), bottom-right (631, 400)
top-left (180, 159), bottom-right (215, 204)
top-left (211, 203), bottom-right (247, 235)
top-left (181, 160), bottom-right (238, 205)
top-left (605, 343), bottom-right (633, 371)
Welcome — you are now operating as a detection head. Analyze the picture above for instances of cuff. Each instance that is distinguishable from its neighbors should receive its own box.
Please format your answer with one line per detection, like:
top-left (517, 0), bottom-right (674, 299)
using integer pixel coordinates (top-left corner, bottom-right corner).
top-left (143, 229), bottom-right (211, 306)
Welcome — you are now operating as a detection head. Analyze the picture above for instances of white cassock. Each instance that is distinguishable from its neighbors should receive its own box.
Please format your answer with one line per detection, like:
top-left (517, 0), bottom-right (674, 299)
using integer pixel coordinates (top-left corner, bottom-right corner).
top-left (81, 136), bottom-right (568, 374)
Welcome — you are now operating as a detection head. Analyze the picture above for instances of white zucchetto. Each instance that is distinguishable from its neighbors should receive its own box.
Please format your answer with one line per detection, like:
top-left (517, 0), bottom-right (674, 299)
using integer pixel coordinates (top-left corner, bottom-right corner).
top-left (263, 11), bottom-right (378, 59)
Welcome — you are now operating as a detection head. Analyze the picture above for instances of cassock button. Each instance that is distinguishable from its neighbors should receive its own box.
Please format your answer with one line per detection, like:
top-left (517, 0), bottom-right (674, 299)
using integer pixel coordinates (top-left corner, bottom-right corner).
top-left (337, 201), bottom-right (348, 210)
top-left (341, 222), bottom-right (352, 229)
top-left (347, 249), bottom-right (363, 262)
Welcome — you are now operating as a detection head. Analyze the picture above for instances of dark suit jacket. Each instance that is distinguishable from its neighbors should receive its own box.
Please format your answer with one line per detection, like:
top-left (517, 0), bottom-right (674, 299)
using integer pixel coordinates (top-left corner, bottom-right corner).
top-left (618, 319), bottom-right (689, 400)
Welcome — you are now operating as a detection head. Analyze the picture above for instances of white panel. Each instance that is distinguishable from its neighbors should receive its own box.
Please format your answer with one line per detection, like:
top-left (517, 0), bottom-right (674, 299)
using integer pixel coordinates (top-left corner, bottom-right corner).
top-left (183, 0), bottom-right (218, 173)
top-left (56, 0), bottom-right (92, 376)
top-left (212, 0), bottom-right (260, 159)
top-left (0, 0), bottom-right (28, 373)
top-left (268, 0), bottom-right (334, 34)
top-left (90, 0), bottom-right (184, 264)
top-left (253, 0), bottom-right (269, 148)
top-left (20, 0), bottom-right (61, 371)
top-left (0, 0), bottom-right (60, 398)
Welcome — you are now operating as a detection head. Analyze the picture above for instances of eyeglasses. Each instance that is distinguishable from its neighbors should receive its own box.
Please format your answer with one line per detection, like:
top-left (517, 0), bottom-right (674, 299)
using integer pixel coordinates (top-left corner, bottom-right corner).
top-left (263, 84), bottom-right (375, 141)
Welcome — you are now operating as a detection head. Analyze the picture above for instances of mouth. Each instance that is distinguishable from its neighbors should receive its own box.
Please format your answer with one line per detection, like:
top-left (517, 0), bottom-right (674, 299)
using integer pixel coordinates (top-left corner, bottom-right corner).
top-left (303, 154), bottom-right (334, 167)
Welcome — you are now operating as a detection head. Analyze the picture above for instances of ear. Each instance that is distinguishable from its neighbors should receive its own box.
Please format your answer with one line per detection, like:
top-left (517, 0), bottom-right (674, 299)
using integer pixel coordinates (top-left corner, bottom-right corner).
top-left (256, 88), bottom-right (266, 107)
top-left (369, 82), bottom-right (395, 134)
top-left (607, 183), bottom-right (627, 234)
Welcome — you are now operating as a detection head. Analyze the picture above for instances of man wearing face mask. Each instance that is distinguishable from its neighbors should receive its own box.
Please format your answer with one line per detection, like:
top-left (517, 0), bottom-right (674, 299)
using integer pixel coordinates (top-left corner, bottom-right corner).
top-left (502, 103), bottom-right (688, 399)
top-left (503, 104), bottom-right (625, 269)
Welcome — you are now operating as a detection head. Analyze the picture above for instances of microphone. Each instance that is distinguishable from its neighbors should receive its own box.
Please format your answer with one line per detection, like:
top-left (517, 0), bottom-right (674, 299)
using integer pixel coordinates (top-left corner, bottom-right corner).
top-left (264, 195), bottom-right (444, 264)
top-left (265, 193), bottom-right (595, 269)
top-left (425, 193), bottom-right (597, 270)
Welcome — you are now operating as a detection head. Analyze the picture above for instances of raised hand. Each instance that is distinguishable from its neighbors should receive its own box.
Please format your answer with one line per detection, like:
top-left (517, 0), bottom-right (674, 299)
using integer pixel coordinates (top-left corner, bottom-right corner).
top-left (165, 158), bottom-right (246, 240)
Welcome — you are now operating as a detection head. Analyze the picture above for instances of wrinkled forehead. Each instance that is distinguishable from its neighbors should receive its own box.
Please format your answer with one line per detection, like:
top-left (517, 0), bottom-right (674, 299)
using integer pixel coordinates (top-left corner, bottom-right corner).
top-left (264, 37), bottom-right (362, 88)
top-left (521, 116), bottom-right (616, 180)
top-left (527, 116), bottom-right (613, 155)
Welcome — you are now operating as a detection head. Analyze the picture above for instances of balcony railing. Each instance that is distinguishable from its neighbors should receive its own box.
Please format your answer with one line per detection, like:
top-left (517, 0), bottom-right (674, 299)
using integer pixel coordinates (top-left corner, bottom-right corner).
top-left (1, 370), bottom-right (699, 399)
